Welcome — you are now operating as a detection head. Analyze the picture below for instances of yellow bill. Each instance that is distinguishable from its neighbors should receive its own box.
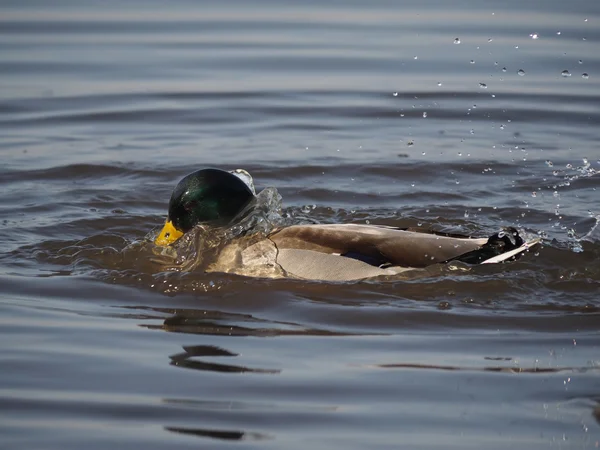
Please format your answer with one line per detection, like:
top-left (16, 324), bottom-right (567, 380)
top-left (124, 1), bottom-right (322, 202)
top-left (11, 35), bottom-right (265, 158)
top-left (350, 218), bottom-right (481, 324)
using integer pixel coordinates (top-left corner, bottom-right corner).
top-left (154, 220), bottom-right (184, 246)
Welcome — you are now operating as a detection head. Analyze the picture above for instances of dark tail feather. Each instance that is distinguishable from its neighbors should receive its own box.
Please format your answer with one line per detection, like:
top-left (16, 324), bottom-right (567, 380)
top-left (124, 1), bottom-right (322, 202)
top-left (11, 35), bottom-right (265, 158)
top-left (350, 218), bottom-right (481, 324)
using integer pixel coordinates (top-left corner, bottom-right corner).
top-left (447, 227), bottom-right (525, 265)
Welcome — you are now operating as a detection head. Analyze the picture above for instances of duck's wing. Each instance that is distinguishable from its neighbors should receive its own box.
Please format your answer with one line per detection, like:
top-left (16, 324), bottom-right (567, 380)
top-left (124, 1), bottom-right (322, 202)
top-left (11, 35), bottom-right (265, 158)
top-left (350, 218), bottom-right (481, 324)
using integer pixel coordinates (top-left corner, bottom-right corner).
top-left (275, 248), bottom-right (413, 281)
top-left (206, 232), bottom-right (412, 281)
top-left (269, 224), bottom-right (488, 268)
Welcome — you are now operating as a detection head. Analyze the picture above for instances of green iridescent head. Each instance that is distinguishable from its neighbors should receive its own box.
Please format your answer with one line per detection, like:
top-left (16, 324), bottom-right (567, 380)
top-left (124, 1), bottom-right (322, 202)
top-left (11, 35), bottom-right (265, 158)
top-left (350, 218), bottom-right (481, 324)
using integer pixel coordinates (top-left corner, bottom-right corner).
top-left (155, 168), bottom-right (255, 246)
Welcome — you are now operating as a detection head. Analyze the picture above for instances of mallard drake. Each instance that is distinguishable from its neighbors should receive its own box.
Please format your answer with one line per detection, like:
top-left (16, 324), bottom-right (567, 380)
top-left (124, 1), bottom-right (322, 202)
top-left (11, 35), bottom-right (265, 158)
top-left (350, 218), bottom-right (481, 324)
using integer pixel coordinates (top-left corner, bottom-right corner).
top-left (155, 168), bottom-right (539, 281)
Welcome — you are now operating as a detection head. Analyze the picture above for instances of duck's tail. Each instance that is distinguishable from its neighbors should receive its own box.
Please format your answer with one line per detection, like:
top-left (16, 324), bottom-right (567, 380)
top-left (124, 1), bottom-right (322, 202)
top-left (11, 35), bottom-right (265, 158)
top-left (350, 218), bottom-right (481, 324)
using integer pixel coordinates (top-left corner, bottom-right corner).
top-left (448, 227), bottom-right (538, 265)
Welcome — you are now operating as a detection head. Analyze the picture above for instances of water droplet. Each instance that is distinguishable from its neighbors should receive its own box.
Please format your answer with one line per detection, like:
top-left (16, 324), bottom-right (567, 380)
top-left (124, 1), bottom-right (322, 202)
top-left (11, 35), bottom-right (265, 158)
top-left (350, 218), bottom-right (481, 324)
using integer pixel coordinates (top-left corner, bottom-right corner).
top-left (454, 38), bottom-right (461, 44)
top-left (392, 92), bottom-right (398, 97)
top-left (502, 67), bottom-right (507, 72)
top-left (561, 70), bottom-right (571, 77)
top-left (437, 81), bottom-right (442, 86)
top-left (578, 59), bottom-right (583, 64)
top-left (470, 60), bottom-right (475, 64)
top-left (414, 55), bottom-right (418, 60)
top-left (582, 73), bottom-right (589, 79)
top-left (531, 192), bottom-right (537, 197)
top-left (479, 83), bottom-right (488, 89)
top-left (422, 111), bottom-right (427, 118)
top-left (500, 124), bottom-right (505, 130)
top-left (530, 33), bottom-right (539, 39)
top-left (458, 151), bottom-right (463, 156)
top-left (557, 31), bottom-right (561, 35)
top-left (488, 38), bottom-right (493, 42)
top-left (518, 69), bottom-right (525, 76)
top-left (464, 210), bottom-right (469, 218)
top-left (546, 160), bottom-right (554, 167)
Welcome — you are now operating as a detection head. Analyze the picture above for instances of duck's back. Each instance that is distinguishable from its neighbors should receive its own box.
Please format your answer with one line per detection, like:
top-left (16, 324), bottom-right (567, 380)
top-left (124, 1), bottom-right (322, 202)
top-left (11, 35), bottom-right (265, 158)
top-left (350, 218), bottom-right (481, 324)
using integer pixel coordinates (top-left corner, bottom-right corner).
top-left (269, 224), bottom-right (487, 268)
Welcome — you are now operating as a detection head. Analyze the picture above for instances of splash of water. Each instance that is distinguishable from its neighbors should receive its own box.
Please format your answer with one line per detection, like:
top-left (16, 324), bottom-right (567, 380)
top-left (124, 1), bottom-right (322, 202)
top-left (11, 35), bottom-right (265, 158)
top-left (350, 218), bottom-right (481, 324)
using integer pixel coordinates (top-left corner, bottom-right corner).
top-left (581, 215), bottom-right (600, 243)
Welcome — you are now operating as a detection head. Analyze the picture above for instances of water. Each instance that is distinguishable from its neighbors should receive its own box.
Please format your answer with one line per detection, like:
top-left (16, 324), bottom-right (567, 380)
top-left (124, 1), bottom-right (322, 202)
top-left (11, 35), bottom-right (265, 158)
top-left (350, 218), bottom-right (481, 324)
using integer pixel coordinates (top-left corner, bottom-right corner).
top-left (1, 1), bottom-right (599, 448)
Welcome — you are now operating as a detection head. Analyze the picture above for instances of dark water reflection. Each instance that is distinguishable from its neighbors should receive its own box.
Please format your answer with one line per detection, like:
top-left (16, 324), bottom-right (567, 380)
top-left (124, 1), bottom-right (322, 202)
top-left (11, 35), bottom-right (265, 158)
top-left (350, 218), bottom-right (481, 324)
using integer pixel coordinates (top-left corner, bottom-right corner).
top-left (165, 426), bottom-right (271, 442)
top-left (169, 345), bottom-right (281, 375)
top-left (1, 0), bottom-right (600, 448)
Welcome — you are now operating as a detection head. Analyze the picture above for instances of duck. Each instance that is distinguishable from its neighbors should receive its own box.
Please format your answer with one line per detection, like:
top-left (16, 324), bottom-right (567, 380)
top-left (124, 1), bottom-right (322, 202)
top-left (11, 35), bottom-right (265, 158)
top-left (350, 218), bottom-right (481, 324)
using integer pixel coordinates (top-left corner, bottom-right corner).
top-left (154, 168), bottom-right (540, 281)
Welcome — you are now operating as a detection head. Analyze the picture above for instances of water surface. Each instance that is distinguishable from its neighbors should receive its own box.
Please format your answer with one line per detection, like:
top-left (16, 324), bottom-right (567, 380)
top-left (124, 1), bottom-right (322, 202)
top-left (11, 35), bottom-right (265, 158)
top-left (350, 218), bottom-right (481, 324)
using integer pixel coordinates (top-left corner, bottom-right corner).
top-left (1, 1), bottom-right (599, 448)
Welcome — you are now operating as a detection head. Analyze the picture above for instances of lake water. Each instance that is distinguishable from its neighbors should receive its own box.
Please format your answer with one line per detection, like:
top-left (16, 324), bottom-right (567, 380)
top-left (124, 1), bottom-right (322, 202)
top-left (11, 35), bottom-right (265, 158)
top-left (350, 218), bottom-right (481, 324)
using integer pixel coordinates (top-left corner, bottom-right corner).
top-left (1, 1), bottom-right (599, 448)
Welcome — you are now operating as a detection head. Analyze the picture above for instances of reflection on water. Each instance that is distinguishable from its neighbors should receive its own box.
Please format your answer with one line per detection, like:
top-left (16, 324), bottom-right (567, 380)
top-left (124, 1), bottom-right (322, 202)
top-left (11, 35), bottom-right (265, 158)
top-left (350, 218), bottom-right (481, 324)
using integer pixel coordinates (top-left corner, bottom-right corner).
top-left (165, 426), bottom-right (272, 442)
top-left (1, 0), bottom-right (599, 448)
top-left (145, 308), bottom-right (367, 337)
top-left (170, 345), bottom-right (280, 374)
top-left (373, 362), bottom-right (600, 374)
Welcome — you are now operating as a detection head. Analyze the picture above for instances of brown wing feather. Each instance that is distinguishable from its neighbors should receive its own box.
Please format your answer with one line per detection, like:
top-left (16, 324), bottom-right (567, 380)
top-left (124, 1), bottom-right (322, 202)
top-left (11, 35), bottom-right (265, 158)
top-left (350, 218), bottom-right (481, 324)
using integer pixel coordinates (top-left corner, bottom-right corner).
top-left (269, 224), bottom-right (487, 268)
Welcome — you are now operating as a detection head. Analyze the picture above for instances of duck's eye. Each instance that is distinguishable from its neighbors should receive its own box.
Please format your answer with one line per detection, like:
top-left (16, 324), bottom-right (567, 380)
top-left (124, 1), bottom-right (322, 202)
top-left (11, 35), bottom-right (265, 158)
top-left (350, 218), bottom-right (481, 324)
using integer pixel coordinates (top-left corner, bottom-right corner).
top-left (165, 232), bottom-right (170, 238)
top-left (184, 201), bottom-right (198, 212)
